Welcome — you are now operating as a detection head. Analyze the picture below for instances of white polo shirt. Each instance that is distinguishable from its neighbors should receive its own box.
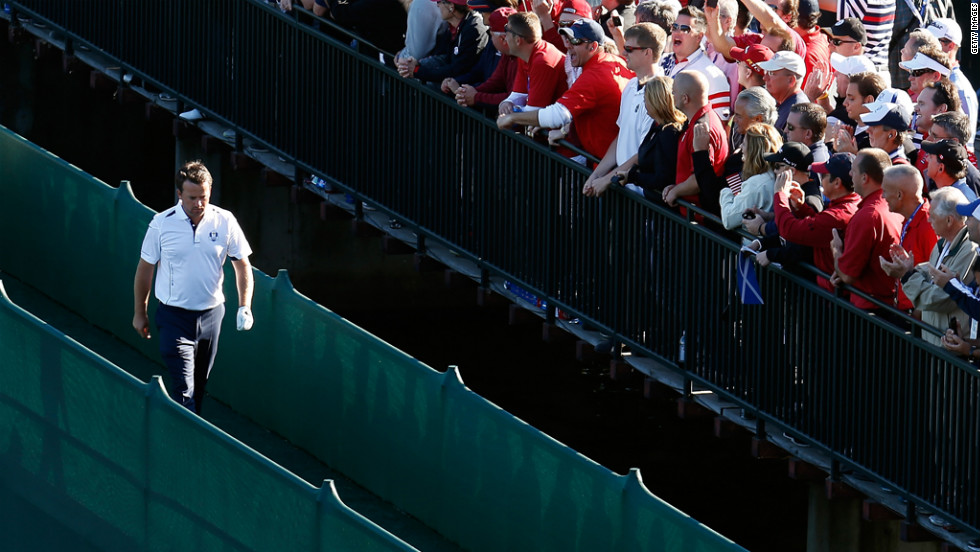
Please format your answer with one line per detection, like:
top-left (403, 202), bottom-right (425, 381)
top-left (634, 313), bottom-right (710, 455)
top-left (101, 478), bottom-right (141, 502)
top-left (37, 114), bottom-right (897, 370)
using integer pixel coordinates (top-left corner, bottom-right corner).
top-left (615, 76), bottom-right (655, 166)
top-left (140, 202), bottom-right (252, 311)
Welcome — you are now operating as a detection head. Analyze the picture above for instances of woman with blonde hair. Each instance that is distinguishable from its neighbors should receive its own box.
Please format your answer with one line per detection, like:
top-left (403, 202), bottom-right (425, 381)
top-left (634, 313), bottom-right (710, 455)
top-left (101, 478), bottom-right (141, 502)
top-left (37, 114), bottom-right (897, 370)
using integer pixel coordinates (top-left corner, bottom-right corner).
top-left (584, 76), bottom-right (685, 199)
top-left (718, 122), bottom-right (782, 229)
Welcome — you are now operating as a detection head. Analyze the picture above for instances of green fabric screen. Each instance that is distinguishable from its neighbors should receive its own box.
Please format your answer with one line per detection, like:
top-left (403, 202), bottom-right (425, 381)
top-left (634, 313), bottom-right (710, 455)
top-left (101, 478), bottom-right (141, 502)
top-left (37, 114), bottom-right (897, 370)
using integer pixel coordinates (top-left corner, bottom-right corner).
top-left (0, 281), bottom-right (416, 551)
top-left (0, 124), bottom-right (746, 552)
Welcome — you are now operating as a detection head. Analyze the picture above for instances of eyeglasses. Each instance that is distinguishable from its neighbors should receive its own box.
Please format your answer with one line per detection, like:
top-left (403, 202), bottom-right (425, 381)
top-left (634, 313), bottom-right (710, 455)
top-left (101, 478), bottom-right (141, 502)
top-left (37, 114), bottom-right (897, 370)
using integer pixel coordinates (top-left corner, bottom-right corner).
top-left (558, 20), bottom-right (575, 27)
top-left (671, 23), bottom-right (693, 33)
top-left (831, 38), bottom-right (858, 46)
top-left (623, 45), bottom-right (651, 54)
top-left (566, 36), bottom-right (588, 46)
top-left (504, 25), bottom-right (530, 41)
top-left (908, 68), bottom-right (933, 77)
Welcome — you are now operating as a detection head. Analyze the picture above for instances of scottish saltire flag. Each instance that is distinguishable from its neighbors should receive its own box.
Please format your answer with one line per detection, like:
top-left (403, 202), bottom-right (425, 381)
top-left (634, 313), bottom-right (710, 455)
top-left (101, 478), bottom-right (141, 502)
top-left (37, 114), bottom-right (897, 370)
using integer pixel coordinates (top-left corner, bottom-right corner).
top-left (737, 254), bottom-right (764, 305)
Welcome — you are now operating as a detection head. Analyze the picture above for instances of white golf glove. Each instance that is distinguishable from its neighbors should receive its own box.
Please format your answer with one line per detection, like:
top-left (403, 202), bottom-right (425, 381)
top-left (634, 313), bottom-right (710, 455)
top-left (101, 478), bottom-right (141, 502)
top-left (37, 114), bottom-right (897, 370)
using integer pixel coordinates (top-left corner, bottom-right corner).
top-left (236, 306), bottom-right (254, 331)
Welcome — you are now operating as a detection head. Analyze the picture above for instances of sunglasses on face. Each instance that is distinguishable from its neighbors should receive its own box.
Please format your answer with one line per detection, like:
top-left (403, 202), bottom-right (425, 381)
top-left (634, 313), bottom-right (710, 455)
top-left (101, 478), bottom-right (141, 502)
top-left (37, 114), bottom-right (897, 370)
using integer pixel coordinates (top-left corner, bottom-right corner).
top-left (831, 38), bottom-right (858, 46)
top-left (909, 68), bottom-right (933, 77)
top-left (567, 36), bottom-right (588, 46)
top-left (623, 45), bottom-right (651, 54)
top-left (504, 25), bottom-right (530, 40)
top-left (671, 23), bottom-right (692, 33)
top-left (558, 20), bottom-right (575, 27)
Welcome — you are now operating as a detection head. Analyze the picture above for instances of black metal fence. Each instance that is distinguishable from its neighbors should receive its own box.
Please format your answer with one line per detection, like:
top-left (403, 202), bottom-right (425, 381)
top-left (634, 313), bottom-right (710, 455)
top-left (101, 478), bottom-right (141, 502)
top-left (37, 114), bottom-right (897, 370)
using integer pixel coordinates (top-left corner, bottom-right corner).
top-left (7, 0), bottom-right (980, 535)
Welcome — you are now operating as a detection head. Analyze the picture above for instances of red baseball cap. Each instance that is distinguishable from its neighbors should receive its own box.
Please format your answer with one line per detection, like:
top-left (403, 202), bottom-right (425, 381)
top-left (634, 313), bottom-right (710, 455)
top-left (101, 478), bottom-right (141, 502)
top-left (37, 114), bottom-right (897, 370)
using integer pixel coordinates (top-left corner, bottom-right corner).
top-left (729, 44), bottom-right (774, 75)
top-left (488, 7), bottom-right (516, 33)
top-left (559, 0), bottom-right (593, 19)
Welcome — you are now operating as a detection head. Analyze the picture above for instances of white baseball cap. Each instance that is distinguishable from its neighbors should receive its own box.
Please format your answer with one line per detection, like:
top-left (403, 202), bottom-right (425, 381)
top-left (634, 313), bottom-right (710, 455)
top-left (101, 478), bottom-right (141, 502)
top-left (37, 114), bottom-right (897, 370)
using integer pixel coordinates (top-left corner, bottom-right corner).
top-left (829, 52), bottom-right (875, 77)
top-left (899, 52), bottom-right (951, 76)
top-left (926, 18), bottom-right (962, 47)
top-left (757, 51), bottom-right (806, 78)
top-left (866, 88), bottom-right (914, 119)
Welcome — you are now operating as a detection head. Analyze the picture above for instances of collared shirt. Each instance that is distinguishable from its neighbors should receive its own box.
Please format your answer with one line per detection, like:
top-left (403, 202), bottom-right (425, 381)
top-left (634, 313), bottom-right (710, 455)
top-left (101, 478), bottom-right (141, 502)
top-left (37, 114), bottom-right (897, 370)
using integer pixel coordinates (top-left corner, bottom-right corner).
top-left (775, 91), bottom-right (810, 132)
top-left (661, 48), bottom-right (731, 121)
top-left (140, 202), bottom-right (252, 311)
top-left (836, 188), bottom-right (906, 310)
top-left (951, 178), bottom-right (979, 202)
top-left (888, 147), bottom-right (910, 165)
top-left (615, 77), bottom-right (654, 166)
top-left (511, 39), bottom-right (567, 108)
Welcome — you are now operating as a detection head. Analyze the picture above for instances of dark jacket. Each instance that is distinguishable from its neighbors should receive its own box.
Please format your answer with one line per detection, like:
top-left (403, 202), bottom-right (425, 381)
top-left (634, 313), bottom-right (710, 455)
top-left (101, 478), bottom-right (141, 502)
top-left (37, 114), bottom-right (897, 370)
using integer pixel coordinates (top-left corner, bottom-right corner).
top-left (627, 122), bottom-right (680, 202)
top-left (415, 11), bottom-right (488, 83)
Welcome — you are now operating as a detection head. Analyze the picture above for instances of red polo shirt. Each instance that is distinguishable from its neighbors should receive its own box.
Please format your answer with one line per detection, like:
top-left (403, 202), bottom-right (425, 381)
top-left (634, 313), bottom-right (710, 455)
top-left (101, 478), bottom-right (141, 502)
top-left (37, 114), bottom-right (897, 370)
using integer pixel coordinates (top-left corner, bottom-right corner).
top-left (556, 50), bottom-right (634, 160)
top-left (676, 105), bottom-right (729, 205)
top-left (512, 40), bottom-right (567, 108)
top-left (836, 188), bottom-right (907, 310)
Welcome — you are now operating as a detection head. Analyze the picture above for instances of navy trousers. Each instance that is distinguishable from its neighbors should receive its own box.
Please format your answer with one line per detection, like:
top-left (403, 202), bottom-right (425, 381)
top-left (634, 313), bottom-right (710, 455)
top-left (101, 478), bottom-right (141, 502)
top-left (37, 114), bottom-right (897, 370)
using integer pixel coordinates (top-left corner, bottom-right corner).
top-left (155, 303), bottom-right (225, 414)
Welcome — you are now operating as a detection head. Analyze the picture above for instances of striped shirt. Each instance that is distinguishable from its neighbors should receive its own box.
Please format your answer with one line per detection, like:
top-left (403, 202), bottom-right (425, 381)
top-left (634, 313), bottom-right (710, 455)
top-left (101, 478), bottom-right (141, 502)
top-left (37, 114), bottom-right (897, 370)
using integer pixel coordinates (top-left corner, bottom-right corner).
top-left (662, 48), bottom-right (731, 121)
top-left (837, 0), bottom-right (894, 75)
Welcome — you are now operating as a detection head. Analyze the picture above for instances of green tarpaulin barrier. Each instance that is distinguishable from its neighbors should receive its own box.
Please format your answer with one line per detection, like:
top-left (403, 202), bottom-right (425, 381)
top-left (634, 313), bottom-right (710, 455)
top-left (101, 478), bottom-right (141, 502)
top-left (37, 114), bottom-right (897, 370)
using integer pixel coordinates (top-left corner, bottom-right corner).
top-left (0, 281), bottom-right (416, 551)
top-left (0, 124), bottom-right (747, 552)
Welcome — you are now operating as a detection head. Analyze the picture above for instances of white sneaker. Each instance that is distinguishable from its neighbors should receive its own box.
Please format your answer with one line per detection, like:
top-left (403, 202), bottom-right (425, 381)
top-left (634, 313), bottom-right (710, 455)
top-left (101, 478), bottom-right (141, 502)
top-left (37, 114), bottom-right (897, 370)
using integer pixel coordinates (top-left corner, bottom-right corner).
top-left (179, 108), bottom-right (204, 121)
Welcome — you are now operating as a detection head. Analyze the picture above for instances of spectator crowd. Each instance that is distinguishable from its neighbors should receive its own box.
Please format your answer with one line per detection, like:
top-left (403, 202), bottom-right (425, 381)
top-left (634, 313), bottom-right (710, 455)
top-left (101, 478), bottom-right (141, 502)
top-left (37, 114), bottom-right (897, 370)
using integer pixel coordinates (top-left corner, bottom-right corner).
top-left (306, 0), bottom-right (980, 359)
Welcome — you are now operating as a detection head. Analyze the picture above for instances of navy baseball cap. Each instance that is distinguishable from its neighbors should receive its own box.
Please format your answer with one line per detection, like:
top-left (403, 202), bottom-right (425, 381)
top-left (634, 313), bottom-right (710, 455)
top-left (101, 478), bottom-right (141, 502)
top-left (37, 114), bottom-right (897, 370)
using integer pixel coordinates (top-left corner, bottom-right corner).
top-left (558, 19), bottom-right (604, 44)
top-left (812, 152), bottom-right (855, 181)
top-left (860, 102), bottom-right (912, 132)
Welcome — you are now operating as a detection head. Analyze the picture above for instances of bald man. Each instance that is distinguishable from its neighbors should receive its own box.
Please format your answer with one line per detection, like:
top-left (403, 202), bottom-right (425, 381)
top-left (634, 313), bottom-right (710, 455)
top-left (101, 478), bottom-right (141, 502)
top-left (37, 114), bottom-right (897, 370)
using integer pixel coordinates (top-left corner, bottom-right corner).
top-left (663, 71), bottom-right (730, 207)
top-left (881, 184), bottom-right (976, 345)
top-left (880, 164), bottom-right (938, 309)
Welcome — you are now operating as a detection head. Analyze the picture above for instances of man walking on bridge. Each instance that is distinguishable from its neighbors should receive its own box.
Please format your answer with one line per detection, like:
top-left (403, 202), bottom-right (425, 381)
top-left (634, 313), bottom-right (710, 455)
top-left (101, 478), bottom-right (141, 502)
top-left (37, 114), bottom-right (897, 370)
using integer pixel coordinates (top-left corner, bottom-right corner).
top-left (133, 160), bottom-right (254, 414)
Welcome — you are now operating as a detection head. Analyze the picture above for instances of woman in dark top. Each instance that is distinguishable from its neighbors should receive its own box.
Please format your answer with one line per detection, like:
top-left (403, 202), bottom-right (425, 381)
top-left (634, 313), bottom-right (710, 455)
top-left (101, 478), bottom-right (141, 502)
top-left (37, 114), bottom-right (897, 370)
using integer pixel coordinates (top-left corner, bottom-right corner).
top-left (587, 76), bottom-right (684, 199)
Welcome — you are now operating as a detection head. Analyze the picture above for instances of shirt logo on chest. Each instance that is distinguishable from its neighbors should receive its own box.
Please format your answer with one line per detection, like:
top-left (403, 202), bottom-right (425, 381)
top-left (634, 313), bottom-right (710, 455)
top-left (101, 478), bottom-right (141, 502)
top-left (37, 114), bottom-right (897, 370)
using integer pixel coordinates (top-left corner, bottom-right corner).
top-left (209, 231), bottom-right (218, 242)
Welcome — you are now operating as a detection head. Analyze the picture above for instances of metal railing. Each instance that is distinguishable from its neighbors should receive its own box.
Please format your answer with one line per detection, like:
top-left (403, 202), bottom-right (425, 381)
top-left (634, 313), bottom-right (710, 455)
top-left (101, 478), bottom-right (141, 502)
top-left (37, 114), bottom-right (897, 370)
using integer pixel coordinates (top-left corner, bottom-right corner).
top-left (5, 0), bottom-right (980, 535)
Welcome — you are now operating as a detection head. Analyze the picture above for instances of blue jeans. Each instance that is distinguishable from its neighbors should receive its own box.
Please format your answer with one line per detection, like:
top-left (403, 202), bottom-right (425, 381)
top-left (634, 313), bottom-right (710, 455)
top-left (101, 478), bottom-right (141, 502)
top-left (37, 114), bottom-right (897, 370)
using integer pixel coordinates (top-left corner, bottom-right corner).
top-left (155, 303), bottom-right (225, 414)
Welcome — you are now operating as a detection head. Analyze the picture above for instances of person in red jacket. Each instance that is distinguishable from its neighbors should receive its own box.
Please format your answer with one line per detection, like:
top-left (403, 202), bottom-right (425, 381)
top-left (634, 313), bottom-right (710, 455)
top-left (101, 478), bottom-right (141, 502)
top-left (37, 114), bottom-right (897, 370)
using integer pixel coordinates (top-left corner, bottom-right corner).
top-left (496, 18), bottom-right (633, 161)
top-left (830, 148), bottom-right (909, 312)
top-left (769, 153), bottom-right (861, 291)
